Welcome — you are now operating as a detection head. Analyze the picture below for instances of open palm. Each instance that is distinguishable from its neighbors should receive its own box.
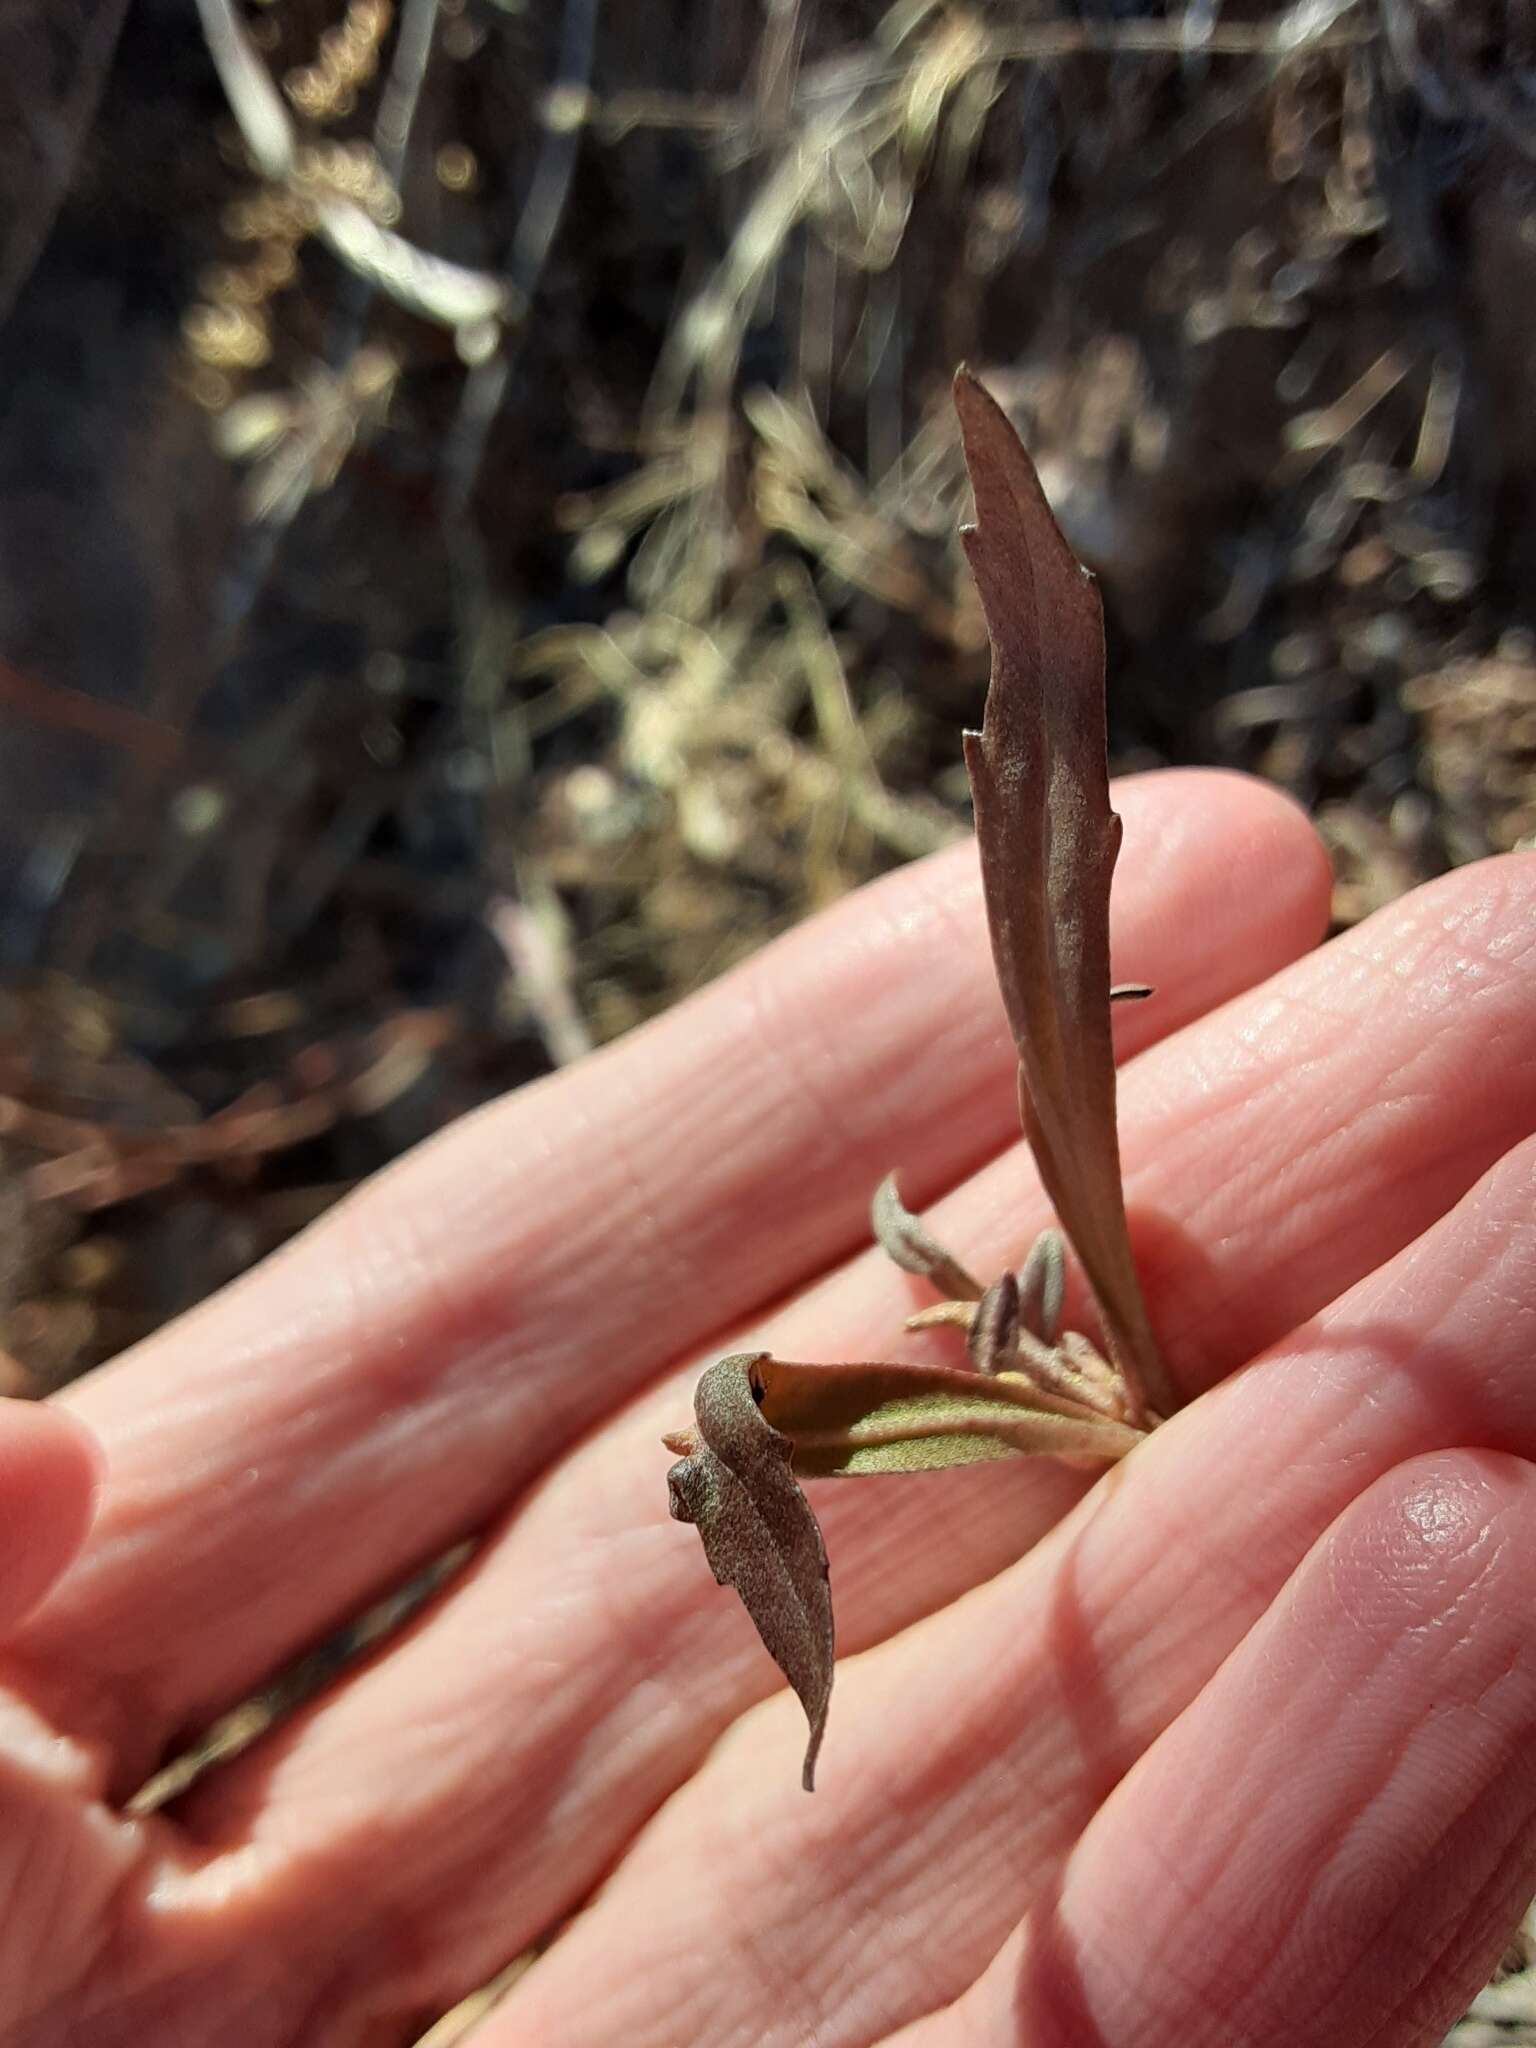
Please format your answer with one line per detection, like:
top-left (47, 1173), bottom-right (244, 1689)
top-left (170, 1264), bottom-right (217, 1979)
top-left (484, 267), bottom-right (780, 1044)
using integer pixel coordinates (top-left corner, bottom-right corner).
top-left (6, 767), bottom-right (1536, 2048)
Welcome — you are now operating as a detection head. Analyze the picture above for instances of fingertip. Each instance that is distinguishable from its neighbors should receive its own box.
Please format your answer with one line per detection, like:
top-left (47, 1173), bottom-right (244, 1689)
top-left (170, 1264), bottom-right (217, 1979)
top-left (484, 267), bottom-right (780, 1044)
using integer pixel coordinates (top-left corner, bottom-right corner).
top-left (0, 1398), bottom-right (104, 1630)
top-left (1108, 769), bottom-right (1332, 1025)
top-left (1336, 1445), bottom-right (1536, 1618)
top-left (1030, 1447), bottom-right (1536, 2048)
top-left (1123, 765), bottom-right (1333, 933)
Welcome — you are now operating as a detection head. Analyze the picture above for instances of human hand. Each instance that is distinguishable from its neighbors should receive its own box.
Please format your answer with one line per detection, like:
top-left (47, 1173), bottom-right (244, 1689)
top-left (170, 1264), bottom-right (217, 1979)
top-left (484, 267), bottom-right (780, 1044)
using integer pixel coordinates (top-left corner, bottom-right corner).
top-left (6, 768), bottom-right (1536, 2048)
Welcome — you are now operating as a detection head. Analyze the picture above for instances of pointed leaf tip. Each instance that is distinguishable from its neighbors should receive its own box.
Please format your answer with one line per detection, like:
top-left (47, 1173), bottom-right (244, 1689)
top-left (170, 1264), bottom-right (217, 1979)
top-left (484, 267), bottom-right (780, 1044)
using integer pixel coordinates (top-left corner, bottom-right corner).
top-left (955, 369), bottom-right (1175, 1423)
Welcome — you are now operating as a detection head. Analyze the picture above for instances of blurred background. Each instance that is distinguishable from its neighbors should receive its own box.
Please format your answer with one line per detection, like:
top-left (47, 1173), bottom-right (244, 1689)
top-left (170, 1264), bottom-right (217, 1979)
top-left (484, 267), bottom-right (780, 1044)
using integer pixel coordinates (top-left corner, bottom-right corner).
top-left (1, 0), bottom-right (1533, 1404)
top-left (6, 4), bottom-right (1536, 2036)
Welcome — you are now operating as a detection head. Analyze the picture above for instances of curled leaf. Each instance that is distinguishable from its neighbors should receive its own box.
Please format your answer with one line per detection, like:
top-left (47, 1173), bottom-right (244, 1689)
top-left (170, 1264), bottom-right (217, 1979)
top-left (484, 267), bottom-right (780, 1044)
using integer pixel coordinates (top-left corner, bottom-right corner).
top-left (756, 1355), bottom-right (1142, 1476)
top-left (871, 1173), bottom-right (983, 1301)
top-left (954, 366), bottom-right (1175, 1423)
top-left (666, 1353), bottom-right (833, 1791)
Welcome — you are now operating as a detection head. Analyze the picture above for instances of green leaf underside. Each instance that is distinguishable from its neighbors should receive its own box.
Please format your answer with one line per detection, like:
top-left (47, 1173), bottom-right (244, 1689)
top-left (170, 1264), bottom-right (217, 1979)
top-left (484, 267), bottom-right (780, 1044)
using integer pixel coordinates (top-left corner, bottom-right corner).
top-left (953, 367), bottom-right (1175, 1422)
top-left (757, 1357), bottom-right (1140, 1476)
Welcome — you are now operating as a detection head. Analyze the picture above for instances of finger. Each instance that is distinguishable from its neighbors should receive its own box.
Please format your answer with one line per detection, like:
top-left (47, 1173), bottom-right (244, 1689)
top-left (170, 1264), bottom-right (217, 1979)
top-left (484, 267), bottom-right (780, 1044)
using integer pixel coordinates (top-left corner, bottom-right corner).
top-left (494, 1130), bottom-right (1536, 2048)
top-left (891, 1451), bottom-right (1536, 2048)
top-left (0, 1398), bottom-right (101, 1632)
top-left (171, 867), bottom-right (1536, 2033)
top-left (898, 844), bottom-right (1536, 1401)
top-left (23, 770), bottom-right (1326, 1773)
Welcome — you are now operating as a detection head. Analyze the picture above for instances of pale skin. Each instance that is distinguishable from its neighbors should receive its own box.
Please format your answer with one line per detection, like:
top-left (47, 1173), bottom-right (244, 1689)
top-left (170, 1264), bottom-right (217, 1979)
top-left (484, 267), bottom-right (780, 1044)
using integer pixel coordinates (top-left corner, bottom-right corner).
top-left (6, 766), bottom-right (1536, 2048)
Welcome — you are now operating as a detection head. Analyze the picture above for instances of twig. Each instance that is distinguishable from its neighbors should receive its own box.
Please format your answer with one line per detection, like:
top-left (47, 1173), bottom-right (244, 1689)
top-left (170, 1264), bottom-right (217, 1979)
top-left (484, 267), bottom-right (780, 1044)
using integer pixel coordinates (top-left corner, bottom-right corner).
top-left (0, 655), bottom-right (186, 768)
top-left (487, 884), bottom-right (594, 1069)
top-left (192, 0), bottom-right (504, 333)
top-left (510, 0), bottom-right (601, 313)
top-left (375, 0), bottom-right (441, 191)
top-left (441, 0), bottom-right (602, 531)
top-left (322, 0), bottom-right (442, 369)
top-left (559, 6), bottom-right (1377, 143)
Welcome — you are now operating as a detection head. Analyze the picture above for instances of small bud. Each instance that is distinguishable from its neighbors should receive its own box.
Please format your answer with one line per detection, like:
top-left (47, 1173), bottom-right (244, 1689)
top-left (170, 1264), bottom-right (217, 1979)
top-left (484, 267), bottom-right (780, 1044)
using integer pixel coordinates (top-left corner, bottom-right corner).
top-left (967, 1271), bottom-right (1020, 1375)
top-left (1016, 1229), bottom-right (1066, 1345)
top-left (871, 1174), bottom-right (983, 1302)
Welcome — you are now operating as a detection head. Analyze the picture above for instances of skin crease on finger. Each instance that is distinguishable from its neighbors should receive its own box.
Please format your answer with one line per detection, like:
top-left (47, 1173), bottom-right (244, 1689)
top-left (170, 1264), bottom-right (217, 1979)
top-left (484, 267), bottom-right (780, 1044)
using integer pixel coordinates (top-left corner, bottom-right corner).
top-left (140, 856), bottom-right (1536, 2043)
top-left (8, 838), bottom-right (1533, 2045)
top-left (8, 768), bottom-right (1327, 1784)
top-left (0, 775), bottom-right (1325, 2042)
top-left (884, 1451), bottom-right (1536, 2048)
top-left (488, 1137), bottom-right (1536, 2048)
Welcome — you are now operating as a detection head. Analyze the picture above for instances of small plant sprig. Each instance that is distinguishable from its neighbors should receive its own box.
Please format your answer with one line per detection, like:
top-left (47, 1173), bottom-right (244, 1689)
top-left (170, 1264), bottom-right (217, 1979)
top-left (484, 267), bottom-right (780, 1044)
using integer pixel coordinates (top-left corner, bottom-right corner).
top-left (662, 367), bottom-right (1175, 1790)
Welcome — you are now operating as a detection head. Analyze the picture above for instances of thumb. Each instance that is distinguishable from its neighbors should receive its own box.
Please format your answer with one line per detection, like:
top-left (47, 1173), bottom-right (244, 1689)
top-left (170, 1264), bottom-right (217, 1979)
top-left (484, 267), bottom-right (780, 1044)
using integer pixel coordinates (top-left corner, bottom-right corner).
top-left (0, 1392), bottom-right (103, 1632)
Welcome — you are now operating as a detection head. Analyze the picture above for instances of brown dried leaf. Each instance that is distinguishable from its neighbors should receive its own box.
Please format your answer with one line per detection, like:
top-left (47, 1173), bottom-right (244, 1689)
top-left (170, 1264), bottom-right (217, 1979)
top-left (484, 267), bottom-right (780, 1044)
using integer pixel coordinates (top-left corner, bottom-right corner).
top-left (955, 367), bottom-right (1175, 1422)
top-left (665, 1352), bottom-right (833, 1791)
